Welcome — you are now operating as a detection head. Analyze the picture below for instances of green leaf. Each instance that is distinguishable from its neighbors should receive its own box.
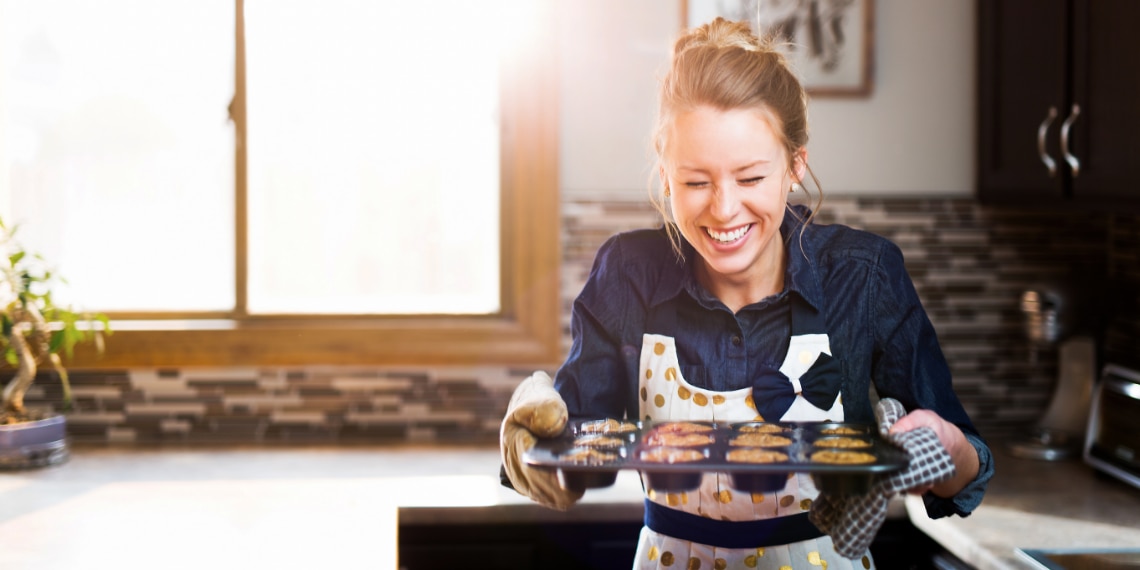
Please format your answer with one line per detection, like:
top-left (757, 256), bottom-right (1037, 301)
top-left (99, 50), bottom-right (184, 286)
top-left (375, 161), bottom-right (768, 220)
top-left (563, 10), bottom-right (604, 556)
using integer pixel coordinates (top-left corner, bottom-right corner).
top-left (49, 329), bottom-right (65, 354)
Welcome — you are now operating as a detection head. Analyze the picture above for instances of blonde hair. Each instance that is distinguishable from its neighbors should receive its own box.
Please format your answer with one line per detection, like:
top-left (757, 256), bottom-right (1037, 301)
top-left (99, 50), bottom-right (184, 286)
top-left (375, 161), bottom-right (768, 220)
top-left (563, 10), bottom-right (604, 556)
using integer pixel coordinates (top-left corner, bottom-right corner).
top-left (650, 18), bottom-right (823, 256)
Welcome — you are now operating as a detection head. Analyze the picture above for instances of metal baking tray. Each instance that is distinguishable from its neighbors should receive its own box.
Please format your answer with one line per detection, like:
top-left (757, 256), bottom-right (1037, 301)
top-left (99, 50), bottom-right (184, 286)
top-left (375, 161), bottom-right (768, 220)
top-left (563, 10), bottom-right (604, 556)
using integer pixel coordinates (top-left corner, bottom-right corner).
top-left (524, 419), bottom-right (909, 495)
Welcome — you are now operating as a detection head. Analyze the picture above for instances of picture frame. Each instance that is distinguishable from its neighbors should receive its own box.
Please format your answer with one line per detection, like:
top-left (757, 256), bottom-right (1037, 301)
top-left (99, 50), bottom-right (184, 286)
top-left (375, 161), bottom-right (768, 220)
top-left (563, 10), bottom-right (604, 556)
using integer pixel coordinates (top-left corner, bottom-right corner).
top-left (681, 0), bottom-right (874, 97)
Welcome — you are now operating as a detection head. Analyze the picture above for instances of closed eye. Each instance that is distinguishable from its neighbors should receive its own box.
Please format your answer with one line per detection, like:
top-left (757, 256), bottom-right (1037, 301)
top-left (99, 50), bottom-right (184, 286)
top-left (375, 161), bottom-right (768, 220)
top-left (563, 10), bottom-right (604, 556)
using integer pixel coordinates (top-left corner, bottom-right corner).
top-left (739, 177), bottom-right (763, 186)
top-left (684, 181), bottom-right (710, 188)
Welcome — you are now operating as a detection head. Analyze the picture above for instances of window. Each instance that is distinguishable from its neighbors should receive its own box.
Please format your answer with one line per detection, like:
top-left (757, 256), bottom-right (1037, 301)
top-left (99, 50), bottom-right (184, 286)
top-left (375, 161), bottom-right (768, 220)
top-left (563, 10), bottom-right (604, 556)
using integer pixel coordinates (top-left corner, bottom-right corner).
top-left (245, 1), bottom-right (505, 316)
top-left (0, 0), bottom-right (561, 367)
top-left (2, 0), bottom-right (235, 312)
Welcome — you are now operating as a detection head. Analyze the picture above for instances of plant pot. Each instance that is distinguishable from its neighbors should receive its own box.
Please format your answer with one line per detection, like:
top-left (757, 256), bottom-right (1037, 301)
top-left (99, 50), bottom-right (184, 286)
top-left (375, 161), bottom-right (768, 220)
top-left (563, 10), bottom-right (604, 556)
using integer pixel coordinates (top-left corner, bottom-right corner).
top-left (0, 414), bottom-right (69, 470)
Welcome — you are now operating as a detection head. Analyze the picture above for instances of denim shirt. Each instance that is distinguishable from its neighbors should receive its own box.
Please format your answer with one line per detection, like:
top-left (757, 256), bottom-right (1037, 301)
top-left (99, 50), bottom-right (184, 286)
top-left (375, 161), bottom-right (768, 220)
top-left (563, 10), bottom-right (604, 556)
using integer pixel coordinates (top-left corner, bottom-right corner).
top-left (554, 205), bottom-right (993, 519)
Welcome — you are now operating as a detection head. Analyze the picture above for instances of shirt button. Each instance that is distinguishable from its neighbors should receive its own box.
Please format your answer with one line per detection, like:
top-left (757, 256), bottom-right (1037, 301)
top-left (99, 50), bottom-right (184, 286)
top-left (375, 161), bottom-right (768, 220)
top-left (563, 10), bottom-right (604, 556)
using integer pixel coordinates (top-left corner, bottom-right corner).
top-left (731, 335), bottom-right (743, 347)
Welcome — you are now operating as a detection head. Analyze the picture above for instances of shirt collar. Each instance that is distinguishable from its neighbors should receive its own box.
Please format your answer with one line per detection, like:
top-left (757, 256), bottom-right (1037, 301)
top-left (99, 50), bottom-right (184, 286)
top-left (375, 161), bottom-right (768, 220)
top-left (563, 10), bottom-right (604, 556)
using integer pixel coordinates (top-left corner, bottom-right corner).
top-left (781, 205), bottom-right (826, 313)
top-left (648, 205), bottom-right (825, 313)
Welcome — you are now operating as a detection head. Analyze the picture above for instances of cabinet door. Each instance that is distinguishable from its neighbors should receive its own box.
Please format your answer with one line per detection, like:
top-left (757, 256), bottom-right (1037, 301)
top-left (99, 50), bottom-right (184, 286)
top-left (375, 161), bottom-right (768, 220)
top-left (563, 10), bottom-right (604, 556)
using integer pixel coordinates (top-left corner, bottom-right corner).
top-left (977, 0), bottom-right (1068, 202)
top-left (1068, 0), bottom-right (1140, 200)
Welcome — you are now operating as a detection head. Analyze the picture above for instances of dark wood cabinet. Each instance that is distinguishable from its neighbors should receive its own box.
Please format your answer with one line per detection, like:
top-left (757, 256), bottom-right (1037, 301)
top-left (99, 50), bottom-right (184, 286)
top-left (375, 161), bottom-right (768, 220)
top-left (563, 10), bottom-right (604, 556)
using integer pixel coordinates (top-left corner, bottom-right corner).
top-left (977, 0), bottom-right (1140, 207)
top-left (399, 521), bottom-right (642, 570)
top-left (398, 519), bottom-right (967, 569)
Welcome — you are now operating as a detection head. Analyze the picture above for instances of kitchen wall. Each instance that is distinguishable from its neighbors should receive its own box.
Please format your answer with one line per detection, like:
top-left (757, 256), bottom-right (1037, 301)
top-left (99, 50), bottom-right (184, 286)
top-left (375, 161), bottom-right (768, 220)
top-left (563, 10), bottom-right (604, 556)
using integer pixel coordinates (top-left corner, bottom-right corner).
top-left (24, 1), bottom-right (1137, 446)
top-left (559, 0), bottom-right (976, 198)
top-left (1105, 217), bottom-right (1140, 370)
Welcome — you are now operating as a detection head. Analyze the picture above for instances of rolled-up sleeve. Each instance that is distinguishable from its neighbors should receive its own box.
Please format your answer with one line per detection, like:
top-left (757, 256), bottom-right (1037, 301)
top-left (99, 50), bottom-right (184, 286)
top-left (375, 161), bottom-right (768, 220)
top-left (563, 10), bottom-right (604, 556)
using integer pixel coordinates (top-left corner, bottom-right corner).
top-left (555, 235), bottom-right (636, 420)
top-left (870, 240), bottom-right (994, 518)
top-left (923, 432), bottom-right (995, 518)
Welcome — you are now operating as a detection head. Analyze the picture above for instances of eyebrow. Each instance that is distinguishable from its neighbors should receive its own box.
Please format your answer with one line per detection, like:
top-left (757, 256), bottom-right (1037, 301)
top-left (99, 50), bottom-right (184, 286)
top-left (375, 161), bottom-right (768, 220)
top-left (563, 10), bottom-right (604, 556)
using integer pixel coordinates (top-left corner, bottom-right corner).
top-left (676, 159), bottom-right (771, 174)
top-left (733, 160), bottom-right (770, 173)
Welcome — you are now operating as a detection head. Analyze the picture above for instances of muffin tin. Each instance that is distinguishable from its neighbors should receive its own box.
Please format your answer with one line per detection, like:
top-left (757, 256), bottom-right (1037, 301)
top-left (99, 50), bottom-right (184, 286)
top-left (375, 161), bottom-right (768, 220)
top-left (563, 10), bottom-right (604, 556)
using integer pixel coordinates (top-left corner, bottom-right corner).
top-left (524, 419), bottom-right (909, 495)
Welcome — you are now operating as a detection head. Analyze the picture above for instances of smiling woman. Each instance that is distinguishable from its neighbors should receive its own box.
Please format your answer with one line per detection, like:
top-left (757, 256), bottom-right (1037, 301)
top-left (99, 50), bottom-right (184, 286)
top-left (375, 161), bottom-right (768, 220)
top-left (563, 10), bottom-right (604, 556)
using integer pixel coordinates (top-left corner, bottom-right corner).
top-left (0, 0), bottom-right (561, 367)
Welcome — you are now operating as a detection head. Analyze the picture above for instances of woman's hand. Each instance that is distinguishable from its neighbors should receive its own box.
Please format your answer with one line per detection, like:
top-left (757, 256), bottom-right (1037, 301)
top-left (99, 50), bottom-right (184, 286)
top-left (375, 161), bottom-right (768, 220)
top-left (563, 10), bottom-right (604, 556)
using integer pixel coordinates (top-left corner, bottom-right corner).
top-left (889, 409), bottom-right (980, 498)
top-left (500, 371), bottom-right (584, 510)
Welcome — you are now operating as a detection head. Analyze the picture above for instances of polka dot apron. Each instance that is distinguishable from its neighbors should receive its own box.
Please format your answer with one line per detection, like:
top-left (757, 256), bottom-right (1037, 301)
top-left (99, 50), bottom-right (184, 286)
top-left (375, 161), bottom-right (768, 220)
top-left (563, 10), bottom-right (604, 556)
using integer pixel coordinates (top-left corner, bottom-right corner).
top-left (632, 299), bottom-right (875, 570)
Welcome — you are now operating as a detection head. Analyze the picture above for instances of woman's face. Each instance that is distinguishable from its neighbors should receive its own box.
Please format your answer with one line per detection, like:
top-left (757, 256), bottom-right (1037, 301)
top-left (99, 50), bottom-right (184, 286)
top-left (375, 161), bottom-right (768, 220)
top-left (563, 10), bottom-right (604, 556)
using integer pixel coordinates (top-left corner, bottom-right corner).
top-left (661, 104), bottom-right (805, 289)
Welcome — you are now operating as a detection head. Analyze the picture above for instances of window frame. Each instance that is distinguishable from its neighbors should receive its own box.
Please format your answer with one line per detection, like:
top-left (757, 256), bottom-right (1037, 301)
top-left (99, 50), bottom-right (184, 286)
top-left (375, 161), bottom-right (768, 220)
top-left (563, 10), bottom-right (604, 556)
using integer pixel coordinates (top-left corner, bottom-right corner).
top-left (67, 0), bottom-right (562, 369)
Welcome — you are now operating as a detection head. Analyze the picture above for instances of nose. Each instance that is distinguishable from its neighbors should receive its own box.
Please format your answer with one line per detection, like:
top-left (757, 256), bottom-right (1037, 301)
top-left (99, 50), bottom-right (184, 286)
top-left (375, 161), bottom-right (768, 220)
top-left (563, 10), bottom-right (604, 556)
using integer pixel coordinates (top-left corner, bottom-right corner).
top-left (710, 180), bottom-right (741, 221)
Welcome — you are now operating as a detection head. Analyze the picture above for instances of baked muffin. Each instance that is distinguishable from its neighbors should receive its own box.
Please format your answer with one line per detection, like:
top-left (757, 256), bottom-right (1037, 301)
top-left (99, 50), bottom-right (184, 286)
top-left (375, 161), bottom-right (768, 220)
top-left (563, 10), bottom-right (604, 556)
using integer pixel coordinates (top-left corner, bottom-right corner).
top-left (573, 434), bottom-right (626, 448)
top-left (813, 436), bottom-right (873, 448)
top-left (639, 447), bottom-right (705, 464)
top-left (737, 423), bottom-right (789, 434)
top-left (726, 448), bottom-right (789, 463)
top-left (561, 447), bottom-right (618, 465)
top-left (810, 450), bottom-right (877, 464)
top-left (579, 418), bottom-right (638, 434)
top-left (652, 421), bottom-right (714, 434)
top-left (644, 432), bottom-right (715, 447)
top-left (729, 433), bottom-right (793, 447)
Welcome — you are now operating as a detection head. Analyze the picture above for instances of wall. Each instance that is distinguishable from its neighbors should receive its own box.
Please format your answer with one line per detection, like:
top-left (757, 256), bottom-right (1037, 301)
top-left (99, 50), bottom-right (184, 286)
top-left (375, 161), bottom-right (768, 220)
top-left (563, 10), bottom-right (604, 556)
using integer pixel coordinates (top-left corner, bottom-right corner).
top-left (1104, 216), bottom-right (1140, 370)
top-left (559, 0), bottom-right (977, 198)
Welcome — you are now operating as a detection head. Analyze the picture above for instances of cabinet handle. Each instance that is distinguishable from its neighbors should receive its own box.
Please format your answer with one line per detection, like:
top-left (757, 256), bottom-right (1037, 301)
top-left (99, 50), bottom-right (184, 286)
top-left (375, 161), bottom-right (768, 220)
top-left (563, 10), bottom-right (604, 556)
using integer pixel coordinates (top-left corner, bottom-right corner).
top-left (1037, 107), bottom-right (1058, 177)
top-left (1060, 104), bottom-right (1081, 178)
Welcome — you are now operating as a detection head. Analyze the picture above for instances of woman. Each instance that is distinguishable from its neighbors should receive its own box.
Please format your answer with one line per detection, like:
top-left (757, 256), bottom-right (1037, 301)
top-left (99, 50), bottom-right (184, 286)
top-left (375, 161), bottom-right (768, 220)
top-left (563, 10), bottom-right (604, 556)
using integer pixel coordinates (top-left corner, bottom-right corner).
top-left (501, 17), bottom-right (992, 569)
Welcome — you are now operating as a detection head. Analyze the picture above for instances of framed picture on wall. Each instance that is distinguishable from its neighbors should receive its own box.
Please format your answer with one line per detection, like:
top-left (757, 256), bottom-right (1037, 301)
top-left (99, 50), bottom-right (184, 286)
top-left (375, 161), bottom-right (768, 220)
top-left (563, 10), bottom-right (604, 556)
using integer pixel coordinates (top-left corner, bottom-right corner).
top-left (681, 0), bottom-right (874, 97)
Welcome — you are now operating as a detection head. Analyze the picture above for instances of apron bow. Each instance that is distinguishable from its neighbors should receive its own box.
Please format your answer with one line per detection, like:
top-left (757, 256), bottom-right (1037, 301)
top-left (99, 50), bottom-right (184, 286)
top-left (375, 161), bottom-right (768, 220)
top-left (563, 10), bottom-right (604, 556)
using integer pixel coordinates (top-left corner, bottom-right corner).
top-left (751, 352), bottom-right (843, 421)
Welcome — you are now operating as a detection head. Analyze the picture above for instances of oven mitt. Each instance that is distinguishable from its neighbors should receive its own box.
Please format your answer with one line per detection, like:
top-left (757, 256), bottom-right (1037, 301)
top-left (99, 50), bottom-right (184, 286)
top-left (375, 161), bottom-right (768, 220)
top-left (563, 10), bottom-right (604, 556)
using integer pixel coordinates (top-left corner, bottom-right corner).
top-left (808, 398), bottom-right (956, 559)
top-left (499, 370), bottom-right (584, 511)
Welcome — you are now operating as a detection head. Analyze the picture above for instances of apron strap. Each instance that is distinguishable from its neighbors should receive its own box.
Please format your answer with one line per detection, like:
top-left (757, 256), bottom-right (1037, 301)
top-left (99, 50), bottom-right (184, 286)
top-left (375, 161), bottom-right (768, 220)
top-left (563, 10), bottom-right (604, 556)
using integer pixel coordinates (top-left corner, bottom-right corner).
top-left (638, 298), bottom-right (681, 418)
top-left (644, 499), bottom-right (824, 549)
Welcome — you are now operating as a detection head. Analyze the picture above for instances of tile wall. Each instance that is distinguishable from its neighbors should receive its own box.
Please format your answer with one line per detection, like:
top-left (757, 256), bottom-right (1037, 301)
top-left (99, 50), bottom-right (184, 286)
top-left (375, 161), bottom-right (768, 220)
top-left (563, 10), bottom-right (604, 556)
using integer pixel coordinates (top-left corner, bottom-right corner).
top-left (1104, 214), bottom-right (1140, 369)
top-left (21, 197), bottom-right (1131, 445)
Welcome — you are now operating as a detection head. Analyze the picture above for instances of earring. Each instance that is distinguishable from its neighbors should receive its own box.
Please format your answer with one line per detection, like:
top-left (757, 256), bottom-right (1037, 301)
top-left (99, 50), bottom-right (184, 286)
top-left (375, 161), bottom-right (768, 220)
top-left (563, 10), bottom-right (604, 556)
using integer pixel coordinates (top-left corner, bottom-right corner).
top-left (791, 182), bottom-right (803, 193)
top-left (663, 184), bottom-right (671, 197)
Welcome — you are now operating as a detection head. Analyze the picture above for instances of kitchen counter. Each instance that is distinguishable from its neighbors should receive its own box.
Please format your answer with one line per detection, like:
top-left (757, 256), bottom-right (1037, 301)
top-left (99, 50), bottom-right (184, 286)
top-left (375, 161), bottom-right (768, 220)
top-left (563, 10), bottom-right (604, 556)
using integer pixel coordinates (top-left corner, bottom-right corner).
top-left (0, 444), bottom-right (644, 570)
top-left (2, 443), bottom-right (1138, 570)
top-left (907, 443), bottom-right (1140, 569)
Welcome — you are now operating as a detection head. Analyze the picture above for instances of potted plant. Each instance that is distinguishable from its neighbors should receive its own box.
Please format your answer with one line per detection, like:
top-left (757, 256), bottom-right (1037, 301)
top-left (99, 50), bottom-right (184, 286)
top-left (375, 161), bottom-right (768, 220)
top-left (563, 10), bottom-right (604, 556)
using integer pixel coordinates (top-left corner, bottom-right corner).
top-left (0, 218), bottom-right (109, 469)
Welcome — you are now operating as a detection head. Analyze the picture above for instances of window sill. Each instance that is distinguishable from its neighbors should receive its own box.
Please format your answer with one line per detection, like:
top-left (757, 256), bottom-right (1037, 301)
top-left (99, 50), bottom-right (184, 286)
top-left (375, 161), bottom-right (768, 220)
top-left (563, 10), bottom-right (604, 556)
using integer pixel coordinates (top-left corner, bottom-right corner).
top-left (68, 312), bottom-right (562, 369)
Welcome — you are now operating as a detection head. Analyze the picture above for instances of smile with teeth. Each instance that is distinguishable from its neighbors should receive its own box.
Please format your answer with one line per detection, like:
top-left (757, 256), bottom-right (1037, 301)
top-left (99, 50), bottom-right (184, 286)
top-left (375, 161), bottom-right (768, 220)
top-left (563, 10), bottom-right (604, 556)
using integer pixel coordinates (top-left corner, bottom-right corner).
top-left (706, 224), bottom-right (752, 244)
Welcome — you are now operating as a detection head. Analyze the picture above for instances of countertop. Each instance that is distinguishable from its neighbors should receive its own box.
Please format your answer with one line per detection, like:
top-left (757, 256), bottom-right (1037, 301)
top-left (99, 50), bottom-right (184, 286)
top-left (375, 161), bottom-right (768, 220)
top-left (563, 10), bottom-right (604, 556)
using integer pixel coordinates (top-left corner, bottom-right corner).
top-left (907, 443), bottom-right (1140, 569)
top-left (2, 443), bottom-right (1138, 569)
top-left (0, 444), bottom-right (644, 570)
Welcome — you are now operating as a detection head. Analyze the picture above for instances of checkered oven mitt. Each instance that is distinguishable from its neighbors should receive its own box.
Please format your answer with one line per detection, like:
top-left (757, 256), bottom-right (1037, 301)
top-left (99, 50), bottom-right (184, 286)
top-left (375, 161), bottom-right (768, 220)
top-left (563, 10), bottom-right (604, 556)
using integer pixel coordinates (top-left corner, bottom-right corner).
top-left (808, 398), bottom-right (956, 559)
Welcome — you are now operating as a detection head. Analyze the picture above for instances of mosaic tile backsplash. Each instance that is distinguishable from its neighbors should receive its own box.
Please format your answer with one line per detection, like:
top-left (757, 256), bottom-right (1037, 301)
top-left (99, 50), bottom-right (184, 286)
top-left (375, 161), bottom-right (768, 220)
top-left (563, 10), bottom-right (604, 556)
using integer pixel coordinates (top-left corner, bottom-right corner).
top-left (20, 197), bottom-right (1137, 445)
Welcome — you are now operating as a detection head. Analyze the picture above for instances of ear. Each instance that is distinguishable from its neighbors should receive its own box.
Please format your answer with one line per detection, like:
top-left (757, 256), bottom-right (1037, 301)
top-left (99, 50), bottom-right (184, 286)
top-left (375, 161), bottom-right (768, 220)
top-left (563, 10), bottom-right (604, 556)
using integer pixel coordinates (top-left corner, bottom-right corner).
top-left (791, 147), bottom-right (808, 184)
top-left (658, 166), bottom-right (670, 196)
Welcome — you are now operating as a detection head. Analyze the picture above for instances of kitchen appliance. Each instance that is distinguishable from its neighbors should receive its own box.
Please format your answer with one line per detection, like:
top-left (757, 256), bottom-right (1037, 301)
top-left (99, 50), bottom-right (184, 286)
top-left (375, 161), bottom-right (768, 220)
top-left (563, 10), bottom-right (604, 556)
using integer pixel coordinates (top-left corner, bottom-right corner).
top-left (1009, 287), bottom-right (1097, 461)
top-left (1083, 363), bottom-right (1140, 490)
